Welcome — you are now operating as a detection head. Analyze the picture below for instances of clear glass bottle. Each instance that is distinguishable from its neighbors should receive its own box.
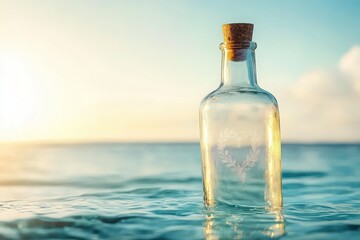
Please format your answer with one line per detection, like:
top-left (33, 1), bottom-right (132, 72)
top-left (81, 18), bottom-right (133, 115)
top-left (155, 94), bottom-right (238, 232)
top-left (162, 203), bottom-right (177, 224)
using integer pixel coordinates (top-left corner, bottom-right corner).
top-left (199, 23), bottom-right (282, 209)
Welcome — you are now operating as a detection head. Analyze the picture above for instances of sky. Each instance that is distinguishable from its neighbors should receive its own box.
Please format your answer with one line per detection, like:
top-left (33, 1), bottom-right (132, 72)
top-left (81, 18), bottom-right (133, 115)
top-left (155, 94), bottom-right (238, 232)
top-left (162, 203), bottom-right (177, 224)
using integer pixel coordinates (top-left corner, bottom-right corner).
top-left (0, 0), bottom-right (359, 143)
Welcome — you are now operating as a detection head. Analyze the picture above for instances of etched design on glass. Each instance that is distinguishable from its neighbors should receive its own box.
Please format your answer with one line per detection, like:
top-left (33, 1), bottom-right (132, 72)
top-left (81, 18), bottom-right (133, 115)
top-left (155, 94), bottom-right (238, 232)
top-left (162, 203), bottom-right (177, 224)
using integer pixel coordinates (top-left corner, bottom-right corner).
top-left (217, 129), bottom-right (260, 182)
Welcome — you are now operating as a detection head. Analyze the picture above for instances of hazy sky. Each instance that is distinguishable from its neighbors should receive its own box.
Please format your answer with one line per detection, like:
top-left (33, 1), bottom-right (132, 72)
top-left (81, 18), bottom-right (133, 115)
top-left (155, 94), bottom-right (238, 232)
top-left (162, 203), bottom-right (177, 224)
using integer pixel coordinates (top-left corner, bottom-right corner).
top-left (0, 0), bottom-right (359, 143)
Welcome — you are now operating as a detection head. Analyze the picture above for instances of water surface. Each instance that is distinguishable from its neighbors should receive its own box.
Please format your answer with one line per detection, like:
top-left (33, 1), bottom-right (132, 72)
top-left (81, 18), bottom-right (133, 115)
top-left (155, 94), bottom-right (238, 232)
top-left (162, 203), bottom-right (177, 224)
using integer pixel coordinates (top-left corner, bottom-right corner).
top-left (0, 143), bottom-right (359, 239)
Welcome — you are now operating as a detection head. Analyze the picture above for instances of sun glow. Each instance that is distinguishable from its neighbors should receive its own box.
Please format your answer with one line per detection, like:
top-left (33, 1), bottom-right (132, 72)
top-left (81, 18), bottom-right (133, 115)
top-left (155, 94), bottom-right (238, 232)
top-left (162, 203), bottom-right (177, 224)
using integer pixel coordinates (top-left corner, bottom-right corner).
top-left (0, 52), bottom-right (44, 141)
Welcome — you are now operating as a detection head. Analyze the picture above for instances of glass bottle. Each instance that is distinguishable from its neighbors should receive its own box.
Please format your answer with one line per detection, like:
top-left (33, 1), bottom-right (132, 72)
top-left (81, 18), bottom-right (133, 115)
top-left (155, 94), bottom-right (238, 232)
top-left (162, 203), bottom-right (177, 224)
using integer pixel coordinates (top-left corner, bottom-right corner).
top-left (199, 23), bottom-right (282, 209)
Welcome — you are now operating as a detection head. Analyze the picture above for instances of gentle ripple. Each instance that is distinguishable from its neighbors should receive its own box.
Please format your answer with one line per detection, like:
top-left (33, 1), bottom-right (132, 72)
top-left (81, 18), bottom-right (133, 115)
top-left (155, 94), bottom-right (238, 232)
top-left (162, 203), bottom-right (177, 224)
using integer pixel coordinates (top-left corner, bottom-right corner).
top-left (0, 143), bottom-right (359, 239)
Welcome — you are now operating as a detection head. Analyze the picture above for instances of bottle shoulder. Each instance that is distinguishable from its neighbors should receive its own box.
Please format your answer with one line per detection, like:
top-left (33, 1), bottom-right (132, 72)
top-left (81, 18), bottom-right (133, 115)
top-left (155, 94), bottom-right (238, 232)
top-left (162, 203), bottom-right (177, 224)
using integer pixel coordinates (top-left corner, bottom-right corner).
top-left (201, 85), bottom-right (278, 108)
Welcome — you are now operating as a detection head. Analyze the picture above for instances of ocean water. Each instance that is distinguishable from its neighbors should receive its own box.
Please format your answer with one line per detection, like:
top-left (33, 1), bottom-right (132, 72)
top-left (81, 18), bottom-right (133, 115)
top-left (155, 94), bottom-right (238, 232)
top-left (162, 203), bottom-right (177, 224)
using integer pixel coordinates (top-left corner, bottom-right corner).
top-left (0, 143), bottom-right (359, 239)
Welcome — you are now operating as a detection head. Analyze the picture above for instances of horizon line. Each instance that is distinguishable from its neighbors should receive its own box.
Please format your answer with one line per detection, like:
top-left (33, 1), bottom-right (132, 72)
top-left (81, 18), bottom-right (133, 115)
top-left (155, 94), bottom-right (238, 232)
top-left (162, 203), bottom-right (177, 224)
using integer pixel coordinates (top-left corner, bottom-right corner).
top-left (1, 139), bottom-right (360, 147)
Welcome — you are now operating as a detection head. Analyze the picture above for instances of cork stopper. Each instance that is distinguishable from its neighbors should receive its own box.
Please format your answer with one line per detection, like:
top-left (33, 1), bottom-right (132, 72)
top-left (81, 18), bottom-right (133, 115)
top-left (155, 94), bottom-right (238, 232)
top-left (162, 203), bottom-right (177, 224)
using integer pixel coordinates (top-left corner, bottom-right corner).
top-left (222, 23), bottom-right (254, 61)
top-left (222, 23), bottom-right (254, 43)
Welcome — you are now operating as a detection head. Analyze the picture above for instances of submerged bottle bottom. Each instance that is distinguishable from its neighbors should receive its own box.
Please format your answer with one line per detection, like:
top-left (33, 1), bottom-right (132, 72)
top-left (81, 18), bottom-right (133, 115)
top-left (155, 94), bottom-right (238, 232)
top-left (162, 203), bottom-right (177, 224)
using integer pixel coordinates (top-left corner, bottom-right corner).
top-left (203, 200), bottom-right (285, 239)
top-left (203, 179), bottom-right (282, 210)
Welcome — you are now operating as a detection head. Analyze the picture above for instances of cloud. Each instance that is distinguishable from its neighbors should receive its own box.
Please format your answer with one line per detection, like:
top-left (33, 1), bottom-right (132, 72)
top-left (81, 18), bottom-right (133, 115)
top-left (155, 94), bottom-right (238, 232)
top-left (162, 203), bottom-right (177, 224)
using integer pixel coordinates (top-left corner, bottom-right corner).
top-left (339, 46), bottom-right (360, 94)
top-left (280, 46), bottom-right (360, 142)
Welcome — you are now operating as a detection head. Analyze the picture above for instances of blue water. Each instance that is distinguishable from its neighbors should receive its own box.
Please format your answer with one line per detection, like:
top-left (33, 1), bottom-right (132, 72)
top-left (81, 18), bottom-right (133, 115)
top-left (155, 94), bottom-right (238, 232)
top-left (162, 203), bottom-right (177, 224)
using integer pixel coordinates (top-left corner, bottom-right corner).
top-left (0, 143), bottom-right (359, 239)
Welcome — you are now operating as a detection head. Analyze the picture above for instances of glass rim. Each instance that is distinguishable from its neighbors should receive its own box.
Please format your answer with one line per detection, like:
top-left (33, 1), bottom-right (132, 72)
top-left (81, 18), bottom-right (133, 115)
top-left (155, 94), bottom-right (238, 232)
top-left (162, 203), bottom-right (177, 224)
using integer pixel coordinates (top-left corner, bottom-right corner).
top-left (219, 41), bottom-right (257, 50)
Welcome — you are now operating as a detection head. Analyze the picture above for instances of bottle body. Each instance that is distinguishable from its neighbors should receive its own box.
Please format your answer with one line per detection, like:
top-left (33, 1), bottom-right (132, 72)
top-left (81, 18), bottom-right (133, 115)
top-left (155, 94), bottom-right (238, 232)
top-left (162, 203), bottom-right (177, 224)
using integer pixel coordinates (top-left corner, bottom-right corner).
top-left (199, 40), bottom-right (282, 209)
top-left (200, 87), bottom-right (282, 208)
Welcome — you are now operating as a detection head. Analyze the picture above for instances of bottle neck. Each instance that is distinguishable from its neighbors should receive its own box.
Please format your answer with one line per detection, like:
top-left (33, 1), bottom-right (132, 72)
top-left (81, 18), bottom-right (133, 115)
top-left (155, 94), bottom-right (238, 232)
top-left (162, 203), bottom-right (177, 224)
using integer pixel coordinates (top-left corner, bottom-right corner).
top-left (221, 42), bottom-right (258, 87)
